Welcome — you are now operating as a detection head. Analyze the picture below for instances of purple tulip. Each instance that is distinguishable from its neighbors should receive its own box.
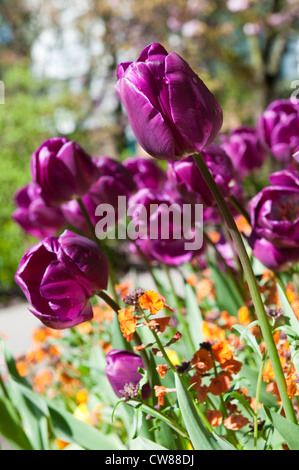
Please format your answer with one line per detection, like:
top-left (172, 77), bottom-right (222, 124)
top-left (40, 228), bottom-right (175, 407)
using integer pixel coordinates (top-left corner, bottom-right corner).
top-left (127, 188), bottom-right (205, 266)
top-left (257, 99), bottom-right (299, 163)
top-left (116, 43), bottom-right (223, 160)
top-left (167, 144), bottom-right (235, 206)
top-left (89, 156), bottom-right (136, 213)
top-left (13, 183), bottom-right (66, 238)
top-left (123, 156), bottom-right (167, 190)
top-left (61, 156), bottom-right (136, 235)
top-left (15, 230), bottom-right (109, 329)
top-left (248, 168), bottom-right (299, 270)
top-left (220, 126), bottom-right (267, 178)
top-left (105, 349), bottom-right (151, 399)
top-left (31, 137), bottom-right (99, 204)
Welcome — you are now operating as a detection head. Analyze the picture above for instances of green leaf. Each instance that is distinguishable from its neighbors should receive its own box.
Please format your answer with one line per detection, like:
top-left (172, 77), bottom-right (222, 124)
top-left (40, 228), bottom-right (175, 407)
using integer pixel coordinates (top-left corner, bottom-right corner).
top-left (0, 395), bottom-right (33, 450)
top-left (135, 436), bottom-right (168, 450)
top-left (232, 323), bottom-right (263, 360)
top-left (174, 374), bottom-right (236, 450)
top-left (209, 265), bottom-right (244, 314)
top-left (224, 391), bottom-right (255, 418)
top-left (1, 339), bottom-right (50, 450)
top-left (47, 400), bottom-right (125, 450)
top-left (264, 406), bottom-right (299, 450)
top-left (184, 282), bottom-right (204, 348)
top-left (240, 365), bottom-right (276, 408)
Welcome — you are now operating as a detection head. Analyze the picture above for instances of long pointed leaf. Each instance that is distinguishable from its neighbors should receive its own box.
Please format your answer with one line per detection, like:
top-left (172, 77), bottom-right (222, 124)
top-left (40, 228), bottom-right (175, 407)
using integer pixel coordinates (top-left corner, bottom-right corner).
top-left (264, 406), bottom-right (299, 450)
top-left (175, 374), bottom-right (236, 450)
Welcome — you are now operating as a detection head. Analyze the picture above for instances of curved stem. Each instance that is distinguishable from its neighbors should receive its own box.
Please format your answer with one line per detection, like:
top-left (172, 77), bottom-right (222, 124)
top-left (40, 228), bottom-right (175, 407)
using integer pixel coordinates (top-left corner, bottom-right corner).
top-left (192, 152), bottom-right (297, 425)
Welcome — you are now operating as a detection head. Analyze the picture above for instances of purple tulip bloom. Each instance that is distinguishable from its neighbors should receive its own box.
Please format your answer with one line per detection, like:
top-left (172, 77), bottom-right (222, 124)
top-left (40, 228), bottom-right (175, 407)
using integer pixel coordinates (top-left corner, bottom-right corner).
top-left (220, 126), bottom-right (267, 178)
top-left (61, 156), bottom-right (136, 235)
top-left (15, 230), bottom-right (109, 329)
top-left (167, 144), bottom-right (235, 206)
top-left (258, 99), bottom-right (299, 163)
top-left (116, 43), bottom-right (223, 160)
top-left (105, 349), bottom-right (151, 400)
top-left (248, 168), bottom-right (299, 271)
top-left (127, 188), bottom-right (205, 266)
top-left (123, 156), bottom-right (167, 190)
top-left (13, 183), bottom-right (66, 238)
top-left (31, 137), bottom-right (99, 204)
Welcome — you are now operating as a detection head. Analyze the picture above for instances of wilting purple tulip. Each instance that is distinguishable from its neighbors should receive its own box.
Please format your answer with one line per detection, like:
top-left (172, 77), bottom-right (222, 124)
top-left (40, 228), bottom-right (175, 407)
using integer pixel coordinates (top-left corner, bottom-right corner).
top-left (15, 230), bottom-right (109, 329)
top-left (105, 349), bottom-right (151, 400)
top-left (116, 43), bottom-right (223, 160)
top-left (220, 126), bottom-right (267, 178)
top-left (168, 144), bottom-right (235, 206)
top-left (31, 137), bottom-right (99, 204)
top-left (248, 169), bottom-right (299, 270)
top-left (13, 183), bottom-right (66, 238)
top-left (123, 156), bottom-right (166, 190)
top-left (258, 99), bottom-right (299, 163)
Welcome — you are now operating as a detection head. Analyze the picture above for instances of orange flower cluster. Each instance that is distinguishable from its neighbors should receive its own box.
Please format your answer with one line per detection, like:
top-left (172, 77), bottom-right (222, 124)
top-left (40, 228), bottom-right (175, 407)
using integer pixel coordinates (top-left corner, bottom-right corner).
top-left (190, 341), bottom-right (242, 404)
top-left (118, 289), bottom-right (173, 343)
top-left (262, 331), bottom-right (299, 403)
top-left (205, 386), bottom-right (252, 431)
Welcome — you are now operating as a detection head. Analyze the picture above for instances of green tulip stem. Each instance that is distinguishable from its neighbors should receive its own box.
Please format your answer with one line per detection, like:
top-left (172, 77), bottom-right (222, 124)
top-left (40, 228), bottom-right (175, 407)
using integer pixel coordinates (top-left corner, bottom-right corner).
top-left (192, 151), bottom-right (297, 425)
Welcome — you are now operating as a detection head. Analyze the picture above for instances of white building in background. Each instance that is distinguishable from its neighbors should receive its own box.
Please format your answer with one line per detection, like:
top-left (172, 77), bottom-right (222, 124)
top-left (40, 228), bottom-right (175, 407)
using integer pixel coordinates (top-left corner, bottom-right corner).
top-left (27, 0), bottom-right (121, 133)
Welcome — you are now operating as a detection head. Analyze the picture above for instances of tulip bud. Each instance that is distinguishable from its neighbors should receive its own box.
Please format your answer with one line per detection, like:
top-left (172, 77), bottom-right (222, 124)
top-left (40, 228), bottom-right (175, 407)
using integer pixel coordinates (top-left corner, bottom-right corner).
top-left (105, 349), bottom-right (151, 400)
top-left (116, 43), bottom-right (223, 161)
top-left (31, 137), bottom-right (99, 204)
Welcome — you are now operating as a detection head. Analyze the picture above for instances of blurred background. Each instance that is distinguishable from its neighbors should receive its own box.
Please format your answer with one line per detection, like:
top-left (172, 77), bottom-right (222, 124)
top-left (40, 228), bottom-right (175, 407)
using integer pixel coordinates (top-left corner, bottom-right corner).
top-left (0, 0), bottom-right (299, 303)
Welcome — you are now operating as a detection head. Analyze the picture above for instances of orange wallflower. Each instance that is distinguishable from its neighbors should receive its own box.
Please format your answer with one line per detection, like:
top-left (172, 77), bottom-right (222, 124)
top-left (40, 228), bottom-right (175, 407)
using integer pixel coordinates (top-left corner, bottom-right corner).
top-left (139, 290), bottom-right (165, 315)
top-left (286, 370), bottom-right (299, 399)
top-left (191, 348), bottom-right (214, 373)
top-left (144, 316), bottom-right (171, 333)
top-left (16, 360), bottom-right (29, 377)
top-left (55, 439), bottom-right (69, 450)
top-left (221, 358), bottom-right (243, 375)
top-left (208, 372), bottom-right (231, 396)
top-left (197, 279), bottom-right (215, 303)
top-left (186, 274), bottom-right (197, 287)
top-left (206, 409), bottom-right (223, 427)
top-left (220, 311), bottom-right (238, 329)
top-left (156, 364), bottom-right (170, 379)
top-left (224, 414), bottom-right (249, 430)
top-left (154, 386), bottom-right (167, 406)
top-left (118, 307), bottom-right (137, 342)
top-left (235, 215), bottom-right (252, 236)
top-left (76, 388), bottom-right (89, 404)
top-left (33, 369), bottom-right (53, 393)
top-left (238, 306), bottom-right (251, 326)
top-left (211, 341), bottom-right (234, 365)
top-left (202, 321), bottom-right (225, 342)
top-left (115, 281), bottom-right (133, 297)
top-left (75, 321), bottom-right (93, 335)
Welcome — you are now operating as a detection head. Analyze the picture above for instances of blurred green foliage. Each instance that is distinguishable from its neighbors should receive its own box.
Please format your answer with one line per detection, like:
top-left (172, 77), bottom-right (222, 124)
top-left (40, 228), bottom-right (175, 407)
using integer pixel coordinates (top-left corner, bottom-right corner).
top-left (0, 63), bottom-right (92, 297)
